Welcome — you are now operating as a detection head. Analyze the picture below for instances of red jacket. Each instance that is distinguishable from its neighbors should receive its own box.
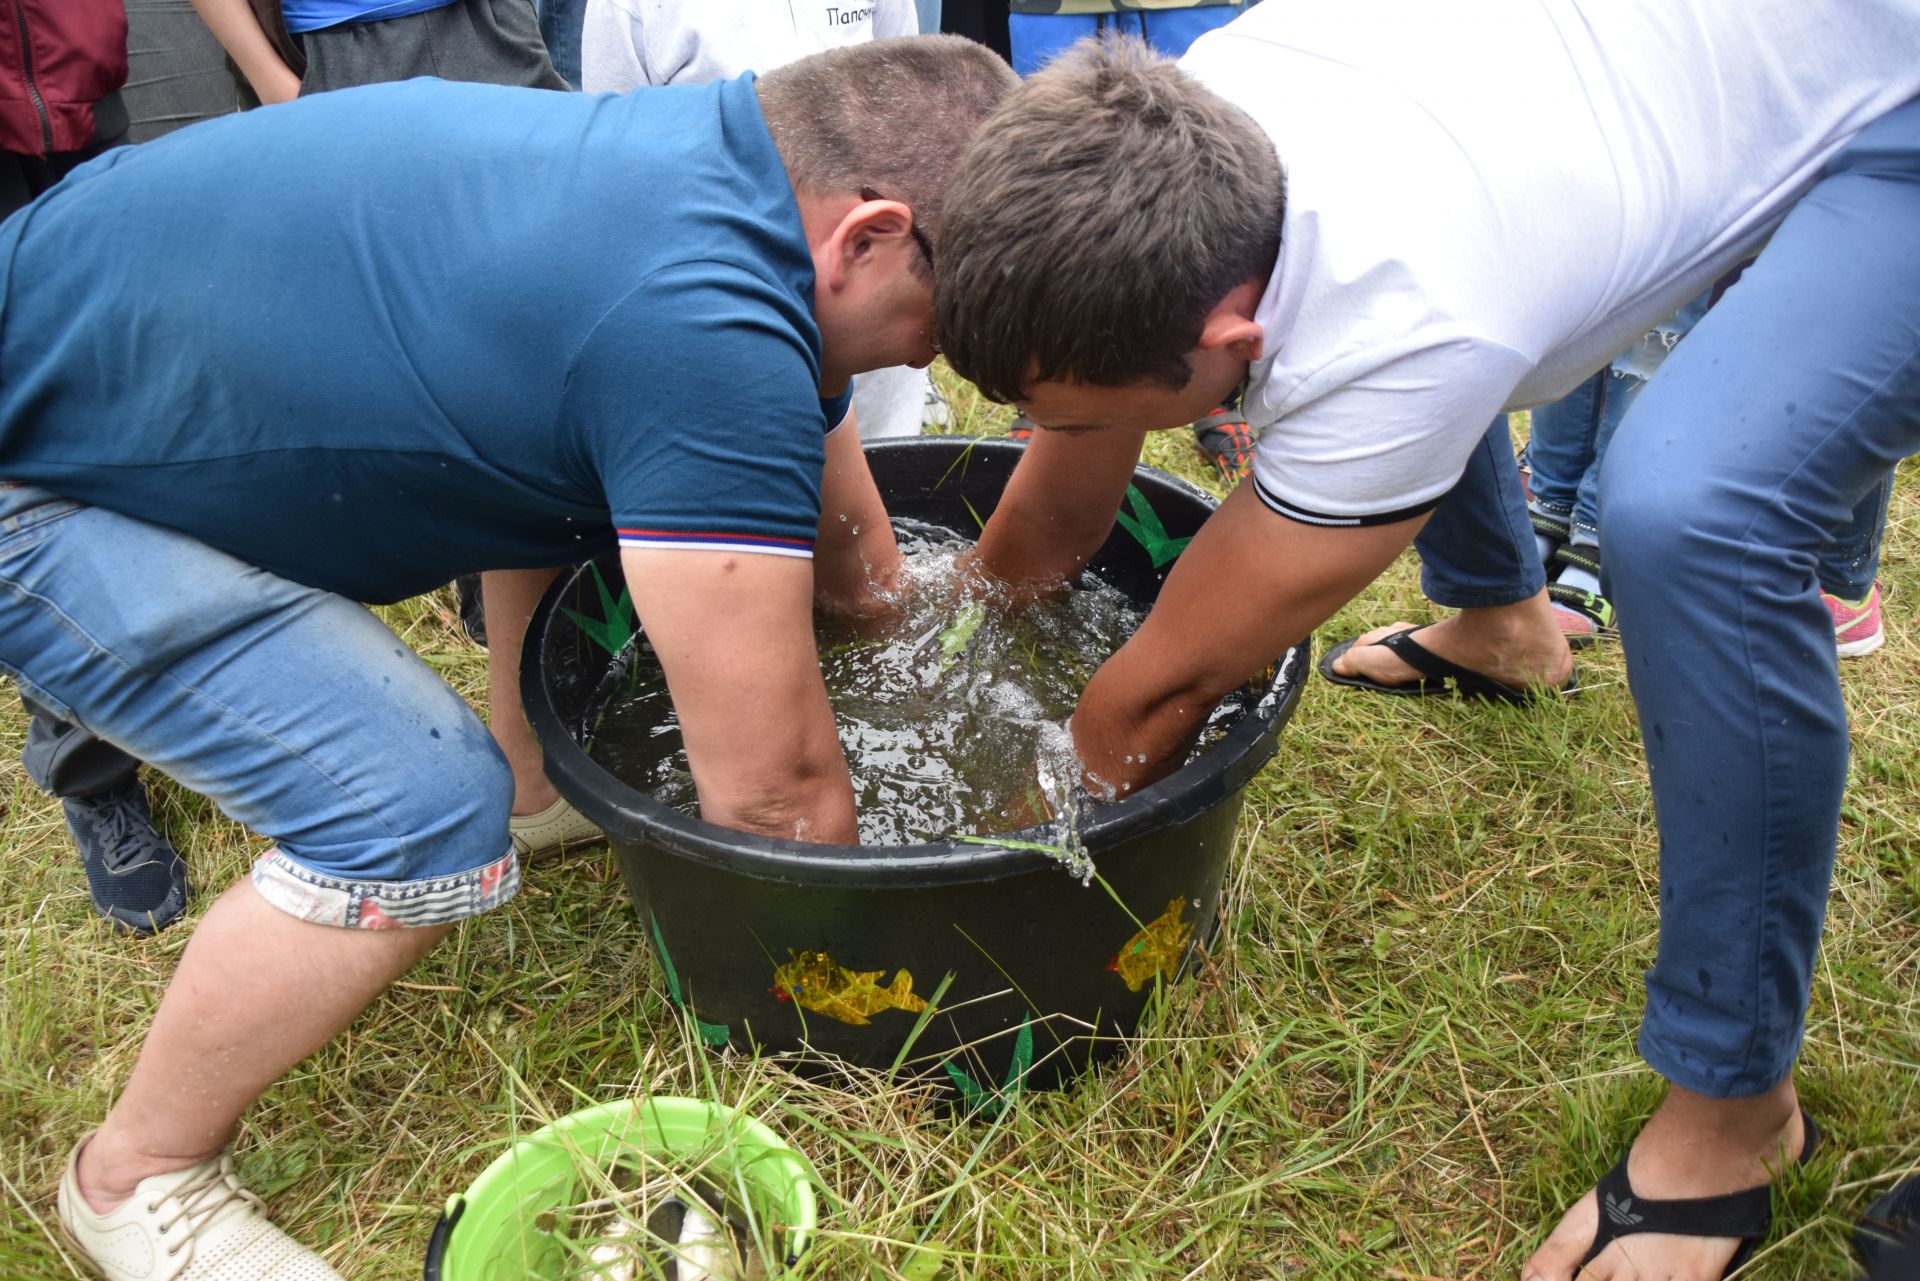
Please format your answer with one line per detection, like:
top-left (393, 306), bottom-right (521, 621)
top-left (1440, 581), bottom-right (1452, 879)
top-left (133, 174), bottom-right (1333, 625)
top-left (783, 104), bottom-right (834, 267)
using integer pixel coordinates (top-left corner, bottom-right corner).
top-left (0, 0), bottom-right (127, 157)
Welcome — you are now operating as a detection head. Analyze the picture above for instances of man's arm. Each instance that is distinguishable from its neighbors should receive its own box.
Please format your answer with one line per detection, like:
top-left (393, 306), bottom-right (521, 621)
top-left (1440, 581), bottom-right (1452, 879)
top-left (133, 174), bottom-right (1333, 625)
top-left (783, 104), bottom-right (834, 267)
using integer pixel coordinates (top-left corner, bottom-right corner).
top-left (1071, 482), bottom-right (1425, 794)
top-left (621, 546), bottom-right (856, 843)
top-left (965, 425), bottom-right (1149, 599)
top-left (811, 413), bottom-right (903, 621)
top-left (189, 0), bottom-right (301, 103)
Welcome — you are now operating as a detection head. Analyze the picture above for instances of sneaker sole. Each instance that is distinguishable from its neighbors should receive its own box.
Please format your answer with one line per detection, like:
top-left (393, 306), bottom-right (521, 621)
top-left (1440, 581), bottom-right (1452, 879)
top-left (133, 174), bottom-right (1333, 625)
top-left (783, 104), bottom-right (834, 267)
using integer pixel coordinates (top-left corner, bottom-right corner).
top-left (1836, 627), bottom-right (1885, 659)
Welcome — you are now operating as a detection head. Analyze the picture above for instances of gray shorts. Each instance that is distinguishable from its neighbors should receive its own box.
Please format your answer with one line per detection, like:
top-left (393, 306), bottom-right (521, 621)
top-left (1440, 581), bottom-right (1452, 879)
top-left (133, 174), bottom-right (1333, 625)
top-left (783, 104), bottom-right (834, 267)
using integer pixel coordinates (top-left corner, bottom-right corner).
top-left (299, 0), bottom-right (568, 95)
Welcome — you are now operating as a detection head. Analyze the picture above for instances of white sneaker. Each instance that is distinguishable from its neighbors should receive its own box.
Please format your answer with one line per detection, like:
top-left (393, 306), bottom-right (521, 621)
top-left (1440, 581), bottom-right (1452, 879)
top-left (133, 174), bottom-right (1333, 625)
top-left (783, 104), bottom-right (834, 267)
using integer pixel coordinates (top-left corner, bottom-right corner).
top-left (508, 796), bottom-right (604, 859)
top-left (57, 1141), bottom-right (342, 1281)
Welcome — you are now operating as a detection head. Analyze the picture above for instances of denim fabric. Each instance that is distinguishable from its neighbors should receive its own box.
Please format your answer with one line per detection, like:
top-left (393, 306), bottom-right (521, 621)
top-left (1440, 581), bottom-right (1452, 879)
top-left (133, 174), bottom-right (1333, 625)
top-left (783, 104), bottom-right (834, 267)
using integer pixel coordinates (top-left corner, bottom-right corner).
top-left (1527, 292), bottom-right (1711, 544)
top-left (1411, 416), bottom-right (1548, 610)
top-left (537, 0), bottom-right (584, 88)
top-left (1009, 5), bottom-right (1242, 76)
top-left (915, 0), bottom-right (942, 37)
top-left (1525, 291), bottom-right (1891, 597)
top-left (0, 485), bottom-right (518, 927)
top-left (1600, 98), bottom-right (1920, 1096)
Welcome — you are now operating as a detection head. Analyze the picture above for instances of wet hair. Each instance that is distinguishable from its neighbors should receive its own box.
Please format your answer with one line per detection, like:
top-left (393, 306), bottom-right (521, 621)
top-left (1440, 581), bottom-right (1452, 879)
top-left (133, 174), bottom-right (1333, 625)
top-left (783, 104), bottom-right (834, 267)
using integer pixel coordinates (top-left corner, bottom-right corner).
top-left (934, 34), bottom-right (1284, 400)
top-left (756, 36), bottom-right (1020, 280)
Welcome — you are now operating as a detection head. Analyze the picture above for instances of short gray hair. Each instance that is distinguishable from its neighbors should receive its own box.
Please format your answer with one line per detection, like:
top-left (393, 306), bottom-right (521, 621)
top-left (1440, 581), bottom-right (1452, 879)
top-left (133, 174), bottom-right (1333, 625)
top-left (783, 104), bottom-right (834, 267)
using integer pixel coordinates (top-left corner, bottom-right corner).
top-left (935, 34), bottom-right (1284, 400)
top-left (757, 36), bottom-right (1019, 277)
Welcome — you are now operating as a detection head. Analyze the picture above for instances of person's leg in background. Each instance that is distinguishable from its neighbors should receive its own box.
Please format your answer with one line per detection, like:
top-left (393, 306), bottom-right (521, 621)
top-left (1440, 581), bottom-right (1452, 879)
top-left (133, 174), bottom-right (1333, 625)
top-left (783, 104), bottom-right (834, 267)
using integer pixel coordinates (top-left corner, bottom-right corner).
top-left (1523, 293), bottom-right (1712, 644)
top-left (1819, 472), bottom-right (1895, 657)
top-left (481, 567), bottom-right (604, 856)
top-left (1524, 96), bottom-right (1920, 1281)
top-left (914, 0), bottom-right (942, 38)
top-left (536, 0), bottom-right (585, 87)
top-left (19, 693), bottom-right (190, 933)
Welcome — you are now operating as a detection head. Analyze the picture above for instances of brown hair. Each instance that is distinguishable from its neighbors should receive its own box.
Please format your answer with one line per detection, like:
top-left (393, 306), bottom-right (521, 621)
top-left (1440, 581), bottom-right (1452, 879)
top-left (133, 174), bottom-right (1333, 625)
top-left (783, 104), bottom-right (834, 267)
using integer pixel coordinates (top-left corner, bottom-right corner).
top-left (934, 34), bottom-right (1284, 400)
top-left (757, 36), bottom-right (1020, 280)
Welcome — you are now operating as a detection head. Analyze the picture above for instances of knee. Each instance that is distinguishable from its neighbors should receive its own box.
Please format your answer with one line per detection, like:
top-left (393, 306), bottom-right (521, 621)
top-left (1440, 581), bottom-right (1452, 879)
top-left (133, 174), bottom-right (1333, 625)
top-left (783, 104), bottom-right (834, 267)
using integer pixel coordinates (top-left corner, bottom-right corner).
top-left (1597, 466), bottom-right (1696, 582)
top-left (416, 731), bottom-right (515, 864)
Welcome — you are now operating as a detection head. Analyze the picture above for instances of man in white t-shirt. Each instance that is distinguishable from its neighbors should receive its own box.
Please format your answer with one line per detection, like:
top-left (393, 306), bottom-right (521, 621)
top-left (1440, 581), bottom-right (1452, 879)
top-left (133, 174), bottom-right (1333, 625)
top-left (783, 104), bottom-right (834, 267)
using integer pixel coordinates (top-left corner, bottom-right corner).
top-left (581, 0), bottom-right (933, 441)
top-left (934, 3), bottom-right (1920, 1277)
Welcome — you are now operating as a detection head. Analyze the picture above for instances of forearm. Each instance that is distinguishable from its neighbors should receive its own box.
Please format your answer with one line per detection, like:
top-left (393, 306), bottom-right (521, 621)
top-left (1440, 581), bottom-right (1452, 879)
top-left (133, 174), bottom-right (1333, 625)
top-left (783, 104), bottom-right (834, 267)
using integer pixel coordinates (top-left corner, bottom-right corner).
top-left (622, 546), bottom-right (861, 846)
top-left (1069, 614), bottom-right (1259, 797)
top-left (190, 0), bottom-right (301, 103)
top-left (1071, 483), bottom-right (1423, 794)
top-left (813, 416), bottom-right (904, 621)
top-left (966, 426), bottom-right (1146, 600)
top-left (695, 748), bottom-right (858, 845)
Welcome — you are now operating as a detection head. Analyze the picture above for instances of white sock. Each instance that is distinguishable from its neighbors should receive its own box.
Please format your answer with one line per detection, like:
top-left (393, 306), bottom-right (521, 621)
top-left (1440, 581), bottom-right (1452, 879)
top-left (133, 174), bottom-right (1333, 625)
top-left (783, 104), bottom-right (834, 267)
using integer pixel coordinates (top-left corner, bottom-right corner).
top-left (1557, 556), bottom-right (1602, 598)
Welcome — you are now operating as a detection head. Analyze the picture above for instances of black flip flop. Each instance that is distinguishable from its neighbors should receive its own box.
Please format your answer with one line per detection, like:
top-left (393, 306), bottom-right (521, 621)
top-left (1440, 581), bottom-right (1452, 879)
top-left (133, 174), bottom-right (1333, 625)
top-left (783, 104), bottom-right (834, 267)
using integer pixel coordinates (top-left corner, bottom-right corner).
top-left (1317, 623), bottom-right (1578, 705)
top-left (1577, 1110), bottom-right (1821, 1277)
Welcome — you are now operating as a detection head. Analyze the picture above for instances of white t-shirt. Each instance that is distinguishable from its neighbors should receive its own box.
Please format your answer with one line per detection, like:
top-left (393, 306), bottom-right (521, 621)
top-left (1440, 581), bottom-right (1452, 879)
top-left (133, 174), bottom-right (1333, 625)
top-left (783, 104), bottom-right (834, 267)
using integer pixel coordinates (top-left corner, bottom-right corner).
top-left (1178, 0), bottom-right (1920, 526)
top-left (581, 0), bottom-right (919, 94)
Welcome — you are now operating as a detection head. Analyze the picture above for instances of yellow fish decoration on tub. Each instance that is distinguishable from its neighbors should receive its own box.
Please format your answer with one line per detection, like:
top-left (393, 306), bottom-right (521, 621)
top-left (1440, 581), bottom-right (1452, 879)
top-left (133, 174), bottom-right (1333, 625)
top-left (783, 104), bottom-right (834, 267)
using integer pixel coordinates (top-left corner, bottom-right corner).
top-left (1108, 898), bottom-right (1195, 991)
top-left (770, 949), bottom-right (928, 1026)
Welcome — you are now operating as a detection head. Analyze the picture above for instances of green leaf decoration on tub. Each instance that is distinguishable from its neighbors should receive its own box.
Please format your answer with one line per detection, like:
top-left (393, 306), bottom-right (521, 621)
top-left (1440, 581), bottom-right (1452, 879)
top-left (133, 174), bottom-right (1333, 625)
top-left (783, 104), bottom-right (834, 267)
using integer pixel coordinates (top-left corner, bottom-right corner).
top-left (562, 561), bottom-right (635, 658)
top-left (647, 912), bottom-right (732, 1049)
top-left (1114, 485), bottom-right (1191, 568)
top-left (941, 1020), bottom-right (1034, 1117)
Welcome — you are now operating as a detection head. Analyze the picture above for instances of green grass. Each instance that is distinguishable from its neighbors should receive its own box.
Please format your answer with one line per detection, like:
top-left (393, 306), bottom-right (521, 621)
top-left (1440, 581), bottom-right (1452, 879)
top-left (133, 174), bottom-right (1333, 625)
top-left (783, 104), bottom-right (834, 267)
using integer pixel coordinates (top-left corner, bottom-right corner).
top-left (1, 379), bottom-right (1915, 1278)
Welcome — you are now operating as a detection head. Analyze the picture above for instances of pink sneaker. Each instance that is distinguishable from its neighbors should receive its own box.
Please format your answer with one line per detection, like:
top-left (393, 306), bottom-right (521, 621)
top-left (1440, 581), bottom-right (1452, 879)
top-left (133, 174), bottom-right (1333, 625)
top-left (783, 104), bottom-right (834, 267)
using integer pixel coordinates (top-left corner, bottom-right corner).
top-left (1825, 582), bottom-right (1885, 659)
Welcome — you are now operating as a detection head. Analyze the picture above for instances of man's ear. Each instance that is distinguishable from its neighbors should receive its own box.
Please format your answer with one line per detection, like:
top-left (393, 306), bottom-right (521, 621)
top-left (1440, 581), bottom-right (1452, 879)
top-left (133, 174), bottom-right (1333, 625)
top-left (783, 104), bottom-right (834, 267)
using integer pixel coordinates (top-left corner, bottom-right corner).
top-left (822, 198), bottom-right (914, 292)
top-left (1195, 278), bottom-right (1267, 363)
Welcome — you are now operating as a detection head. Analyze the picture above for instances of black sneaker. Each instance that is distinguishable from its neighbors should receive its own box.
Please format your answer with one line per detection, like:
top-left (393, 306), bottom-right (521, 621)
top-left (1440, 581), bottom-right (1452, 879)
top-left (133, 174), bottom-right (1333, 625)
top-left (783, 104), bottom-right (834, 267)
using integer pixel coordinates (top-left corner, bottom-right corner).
top-left (65, 776), bottom-right (190, 934)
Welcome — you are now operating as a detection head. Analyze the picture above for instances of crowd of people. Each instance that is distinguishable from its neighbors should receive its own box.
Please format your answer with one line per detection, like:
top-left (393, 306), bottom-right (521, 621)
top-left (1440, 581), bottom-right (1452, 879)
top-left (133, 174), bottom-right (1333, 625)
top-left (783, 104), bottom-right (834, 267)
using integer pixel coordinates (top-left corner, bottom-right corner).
top-left (1, 1), bottom-right (1915, 1278)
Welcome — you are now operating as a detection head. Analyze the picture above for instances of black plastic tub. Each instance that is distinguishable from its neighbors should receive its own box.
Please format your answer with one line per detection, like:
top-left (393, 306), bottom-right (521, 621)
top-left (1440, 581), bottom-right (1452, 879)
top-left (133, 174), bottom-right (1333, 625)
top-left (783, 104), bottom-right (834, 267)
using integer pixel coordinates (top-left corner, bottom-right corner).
top-left (523, 438), bottom-right (1308, 1098)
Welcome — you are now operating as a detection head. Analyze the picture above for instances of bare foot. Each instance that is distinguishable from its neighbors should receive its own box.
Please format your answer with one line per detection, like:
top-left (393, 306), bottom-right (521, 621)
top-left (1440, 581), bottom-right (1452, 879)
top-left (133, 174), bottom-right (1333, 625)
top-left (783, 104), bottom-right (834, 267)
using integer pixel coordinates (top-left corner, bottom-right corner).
top-left (1522, 1081), bottom-right (1807, 1281)
top-left (1332, 596), bottom-right (1572, 692)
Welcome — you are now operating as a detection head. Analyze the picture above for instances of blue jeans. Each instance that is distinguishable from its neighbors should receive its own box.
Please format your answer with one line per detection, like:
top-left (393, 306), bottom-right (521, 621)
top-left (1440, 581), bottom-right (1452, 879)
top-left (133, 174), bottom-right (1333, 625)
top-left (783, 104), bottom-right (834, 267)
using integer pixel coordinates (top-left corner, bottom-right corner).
top-left (1527, 292), bottom-right (1893, 598)
top-left (536, 0), bottom-right (584, 88)
top-left (0, 486), bottom-right (518, 928)
top-left (1009, 5), bottom-right (1243, 76)
top-left (1417, 98), bottom-right (1920, 1097)
top-left (915, 0), bottom-right (942, 36)
top-left (1413, 415), bottom-right (1548, 610)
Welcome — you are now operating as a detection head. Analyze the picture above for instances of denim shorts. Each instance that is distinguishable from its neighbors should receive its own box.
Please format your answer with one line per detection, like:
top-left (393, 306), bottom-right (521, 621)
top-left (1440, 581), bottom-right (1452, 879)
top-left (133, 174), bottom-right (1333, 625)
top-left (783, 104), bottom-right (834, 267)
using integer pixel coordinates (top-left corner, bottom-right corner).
top-left (0, 483), bottom-right (518, 928)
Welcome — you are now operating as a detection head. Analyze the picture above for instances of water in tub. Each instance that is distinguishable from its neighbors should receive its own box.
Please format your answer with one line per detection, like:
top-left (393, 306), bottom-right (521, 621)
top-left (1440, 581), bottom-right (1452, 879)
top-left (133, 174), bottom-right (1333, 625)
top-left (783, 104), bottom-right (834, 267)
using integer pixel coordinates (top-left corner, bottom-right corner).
top-left (585, 519), bottom-right (1243, 865)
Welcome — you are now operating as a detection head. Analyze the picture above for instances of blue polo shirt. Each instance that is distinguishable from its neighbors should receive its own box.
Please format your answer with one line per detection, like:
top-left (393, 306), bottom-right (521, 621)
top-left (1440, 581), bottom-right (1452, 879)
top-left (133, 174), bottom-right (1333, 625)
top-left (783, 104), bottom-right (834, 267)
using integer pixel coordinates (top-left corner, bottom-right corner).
top-left (0, 75), bottom-right (849, 604)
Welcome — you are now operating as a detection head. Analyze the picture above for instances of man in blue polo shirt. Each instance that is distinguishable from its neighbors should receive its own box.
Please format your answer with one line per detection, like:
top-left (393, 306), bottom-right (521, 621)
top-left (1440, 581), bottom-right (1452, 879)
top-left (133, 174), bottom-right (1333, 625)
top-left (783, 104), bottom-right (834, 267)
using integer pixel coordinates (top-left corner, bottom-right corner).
top-left (0, 36), bottom-right (1015, 1279)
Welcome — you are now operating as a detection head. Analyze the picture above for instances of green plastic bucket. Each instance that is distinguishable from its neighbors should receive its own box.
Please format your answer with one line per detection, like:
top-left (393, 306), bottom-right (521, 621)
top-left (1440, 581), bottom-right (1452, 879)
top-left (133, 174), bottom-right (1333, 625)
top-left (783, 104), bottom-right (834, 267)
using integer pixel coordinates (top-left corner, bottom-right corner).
top-left (423, 1097), bottom-right (819, 1279)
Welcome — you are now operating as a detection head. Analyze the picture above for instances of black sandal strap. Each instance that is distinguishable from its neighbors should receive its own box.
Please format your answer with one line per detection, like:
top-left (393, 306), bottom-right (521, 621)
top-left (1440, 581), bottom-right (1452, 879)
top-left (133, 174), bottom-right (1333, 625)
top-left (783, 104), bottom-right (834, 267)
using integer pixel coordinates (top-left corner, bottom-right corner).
top-left (1373, 626), bottom-right (1533, 704)
top-left (1553, 541), bottom-right (1602, 577)
top-left (1579, 1110), bottom-right (1822, 1272)
top-left (1529, 508), bottom-right (1571, 543)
